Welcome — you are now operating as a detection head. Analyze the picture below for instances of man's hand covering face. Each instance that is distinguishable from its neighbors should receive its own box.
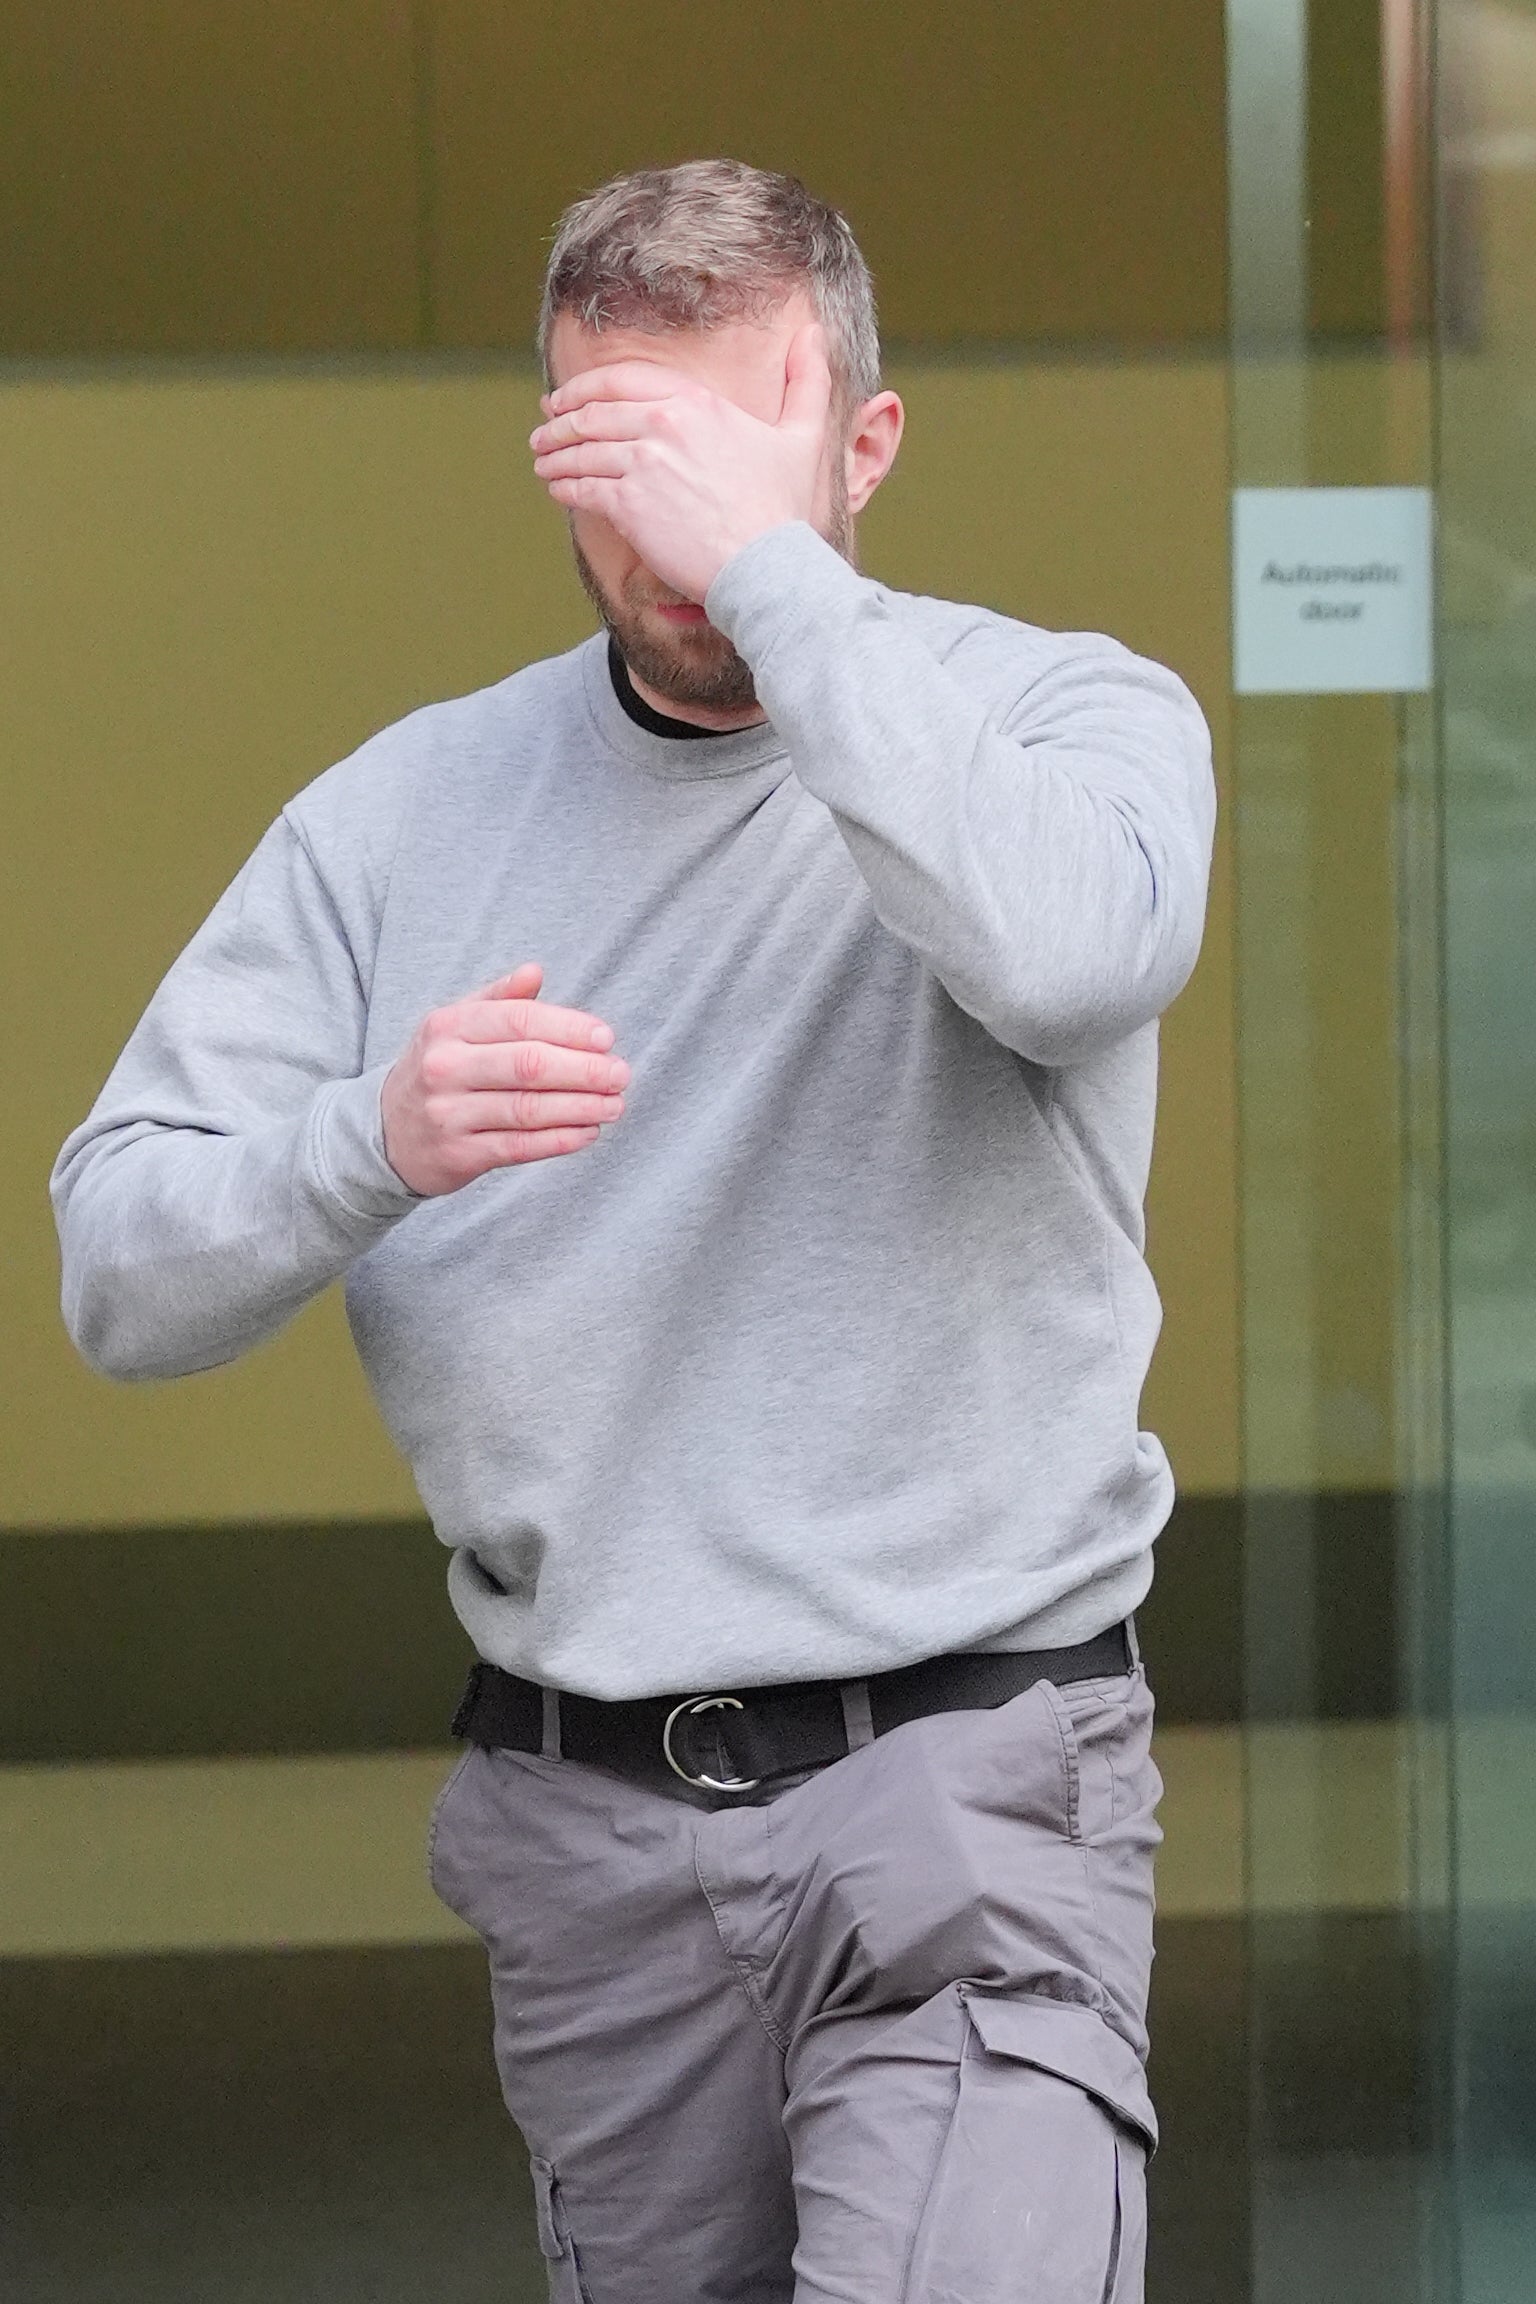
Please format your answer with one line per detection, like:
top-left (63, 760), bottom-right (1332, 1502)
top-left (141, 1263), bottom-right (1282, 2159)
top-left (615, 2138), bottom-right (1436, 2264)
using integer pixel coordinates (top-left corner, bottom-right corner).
top-left (530, 323), bottom-right (835, 602)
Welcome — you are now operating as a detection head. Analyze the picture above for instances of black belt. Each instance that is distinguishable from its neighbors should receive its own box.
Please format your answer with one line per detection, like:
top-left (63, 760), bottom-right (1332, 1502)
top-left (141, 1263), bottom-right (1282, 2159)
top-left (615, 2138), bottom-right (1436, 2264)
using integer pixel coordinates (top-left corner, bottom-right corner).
top-left (451, 1620), bottom-right (1134, 1799)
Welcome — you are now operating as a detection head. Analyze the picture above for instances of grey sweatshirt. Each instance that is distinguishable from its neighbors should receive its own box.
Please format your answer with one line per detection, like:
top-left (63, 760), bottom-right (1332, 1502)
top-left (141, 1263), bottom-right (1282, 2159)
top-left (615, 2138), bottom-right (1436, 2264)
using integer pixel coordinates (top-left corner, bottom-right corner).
top-left (52, 522), bottom-right (1215, 1700)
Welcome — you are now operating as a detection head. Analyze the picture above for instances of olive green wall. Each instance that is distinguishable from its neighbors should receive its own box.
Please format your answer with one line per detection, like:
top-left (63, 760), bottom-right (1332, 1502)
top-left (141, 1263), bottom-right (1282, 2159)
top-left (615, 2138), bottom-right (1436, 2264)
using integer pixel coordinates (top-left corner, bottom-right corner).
top-left (2, 351), bottom-right (1239, 1525)
top-left (0, 0), bottom-right (1228, 357)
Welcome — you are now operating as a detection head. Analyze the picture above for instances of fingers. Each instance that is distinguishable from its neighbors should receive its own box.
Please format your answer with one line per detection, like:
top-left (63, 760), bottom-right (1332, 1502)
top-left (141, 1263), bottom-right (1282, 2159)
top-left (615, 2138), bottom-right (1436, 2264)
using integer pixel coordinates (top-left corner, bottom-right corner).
top-left (434, 1089), bottom-right (626, 1137)
top-left (530, 402), bottom-right (657, 454)
top-left (544, 476), bottom-right (626, 519)
top-left (448, 1040), bottom-right (629, 1094)
top-left (543, 362), bottom-right (695, 416)
top-left (455, 994), bottom-right (616, 1052)
top-left (475, 1126), bottom-right (604, 1169)
top-left (385, 972), bottom-right (630, 1194)
top-left (532, 442), bottom-right (638, 485)
top-left (477, 963), bottom-right (543, 1000)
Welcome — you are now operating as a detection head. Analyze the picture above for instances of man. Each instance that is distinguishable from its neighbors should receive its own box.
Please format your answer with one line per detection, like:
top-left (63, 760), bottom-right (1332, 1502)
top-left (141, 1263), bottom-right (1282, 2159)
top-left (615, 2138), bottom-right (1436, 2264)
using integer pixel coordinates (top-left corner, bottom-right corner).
top-left (53, 161), bottom-right (1215, 2302)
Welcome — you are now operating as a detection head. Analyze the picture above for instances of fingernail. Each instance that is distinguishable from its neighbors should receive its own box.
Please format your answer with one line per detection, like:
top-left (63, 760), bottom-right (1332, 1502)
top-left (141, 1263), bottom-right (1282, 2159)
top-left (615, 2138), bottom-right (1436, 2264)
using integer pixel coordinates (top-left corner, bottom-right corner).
top-left (591, 1024), bottom-right (614, 1049)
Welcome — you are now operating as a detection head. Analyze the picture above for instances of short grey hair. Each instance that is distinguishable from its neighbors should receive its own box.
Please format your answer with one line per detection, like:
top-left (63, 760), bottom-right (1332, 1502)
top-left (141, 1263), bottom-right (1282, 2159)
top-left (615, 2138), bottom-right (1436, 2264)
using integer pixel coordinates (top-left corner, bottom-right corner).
top-left (538, 160), bottom-right (881, 415)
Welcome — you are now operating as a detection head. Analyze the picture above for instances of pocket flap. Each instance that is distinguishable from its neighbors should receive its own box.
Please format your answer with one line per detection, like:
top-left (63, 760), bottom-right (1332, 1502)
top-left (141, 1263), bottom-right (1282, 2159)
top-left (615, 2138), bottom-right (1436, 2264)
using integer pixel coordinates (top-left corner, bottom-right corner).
top-left (963, 1992), bottom-right (1158, 2152)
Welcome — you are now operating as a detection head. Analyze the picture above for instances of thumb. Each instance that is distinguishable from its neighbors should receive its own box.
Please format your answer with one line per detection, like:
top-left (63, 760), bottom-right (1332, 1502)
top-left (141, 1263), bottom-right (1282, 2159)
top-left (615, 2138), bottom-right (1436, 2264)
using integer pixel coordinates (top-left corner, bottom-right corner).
top-left (477, 961), bottom-right (544, 1001)
top-left (781, 323), bottom-right (833, 432)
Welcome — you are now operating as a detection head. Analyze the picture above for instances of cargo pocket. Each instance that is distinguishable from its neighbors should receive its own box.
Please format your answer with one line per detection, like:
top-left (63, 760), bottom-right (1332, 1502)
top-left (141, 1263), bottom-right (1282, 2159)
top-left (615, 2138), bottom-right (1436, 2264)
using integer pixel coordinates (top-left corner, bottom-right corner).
top-left (530, 2155), bottom-right (591, 2303)
top-left (901, 1994), bottom-right (1155, 2304)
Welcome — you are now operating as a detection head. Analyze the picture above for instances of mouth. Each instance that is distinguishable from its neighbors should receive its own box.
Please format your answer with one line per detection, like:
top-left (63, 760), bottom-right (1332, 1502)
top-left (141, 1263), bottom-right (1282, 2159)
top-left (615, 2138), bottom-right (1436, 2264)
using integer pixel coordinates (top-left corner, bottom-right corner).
top-left (652, 602), bottom-right (710, 627)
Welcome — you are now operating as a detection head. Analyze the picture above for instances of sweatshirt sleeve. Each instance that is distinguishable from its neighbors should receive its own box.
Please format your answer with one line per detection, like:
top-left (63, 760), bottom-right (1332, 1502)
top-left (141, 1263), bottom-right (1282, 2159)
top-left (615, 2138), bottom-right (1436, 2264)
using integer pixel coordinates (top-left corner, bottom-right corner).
top-left (50, 810), bottom-right (420, 1382)
top-left (705, 522), bottom-right (1217, 1068)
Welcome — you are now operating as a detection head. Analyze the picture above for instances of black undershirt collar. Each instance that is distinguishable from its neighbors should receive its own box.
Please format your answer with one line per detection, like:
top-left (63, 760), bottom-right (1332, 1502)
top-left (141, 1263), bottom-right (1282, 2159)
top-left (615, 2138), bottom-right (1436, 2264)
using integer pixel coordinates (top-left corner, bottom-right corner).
top-left (607, 636), bottom-right (728, 742)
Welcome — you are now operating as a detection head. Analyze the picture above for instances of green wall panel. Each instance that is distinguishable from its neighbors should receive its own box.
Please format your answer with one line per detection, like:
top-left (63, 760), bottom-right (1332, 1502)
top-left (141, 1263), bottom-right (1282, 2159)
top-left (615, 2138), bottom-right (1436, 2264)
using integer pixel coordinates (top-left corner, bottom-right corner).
top-left (0, 0), bottom-right (1231, 357)
top-left (427, 0), bottom-right (1228, 352)
top-left (0, 0), bottom-right (422, 354)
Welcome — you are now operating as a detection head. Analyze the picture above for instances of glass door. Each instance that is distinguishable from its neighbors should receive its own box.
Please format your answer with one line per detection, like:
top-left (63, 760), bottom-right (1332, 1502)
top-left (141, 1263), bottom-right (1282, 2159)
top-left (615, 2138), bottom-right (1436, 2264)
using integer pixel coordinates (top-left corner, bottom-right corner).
top-left (1439, 1), bottom-right (1536, 2294)
top-left (1227, 1), bottom-right (1451, 2297)
top-left (1231, 1), bottom-right (1536, 2297)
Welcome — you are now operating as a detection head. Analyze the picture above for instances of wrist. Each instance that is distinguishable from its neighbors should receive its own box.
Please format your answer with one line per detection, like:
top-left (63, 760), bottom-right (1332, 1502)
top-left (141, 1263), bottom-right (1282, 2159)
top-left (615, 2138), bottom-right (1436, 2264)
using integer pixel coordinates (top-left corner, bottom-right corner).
top-left (712, 511), bottom-right (804, 582)
top-left (704, 520), bottom-right (852, 642)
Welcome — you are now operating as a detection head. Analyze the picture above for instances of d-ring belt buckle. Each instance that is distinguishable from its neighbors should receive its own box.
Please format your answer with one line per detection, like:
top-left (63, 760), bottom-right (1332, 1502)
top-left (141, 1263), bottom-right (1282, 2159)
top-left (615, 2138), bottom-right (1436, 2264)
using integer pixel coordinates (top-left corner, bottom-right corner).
top-left (661, 1694), bottom-right (761, 1793)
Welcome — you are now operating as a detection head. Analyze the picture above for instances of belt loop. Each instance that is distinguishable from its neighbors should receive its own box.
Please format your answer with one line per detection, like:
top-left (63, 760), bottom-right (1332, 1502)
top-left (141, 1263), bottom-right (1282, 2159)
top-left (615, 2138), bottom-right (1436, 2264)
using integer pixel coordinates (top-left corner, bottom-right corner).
top-left (839, 1679), bottom-right (875, 1753)
top-left (540, 1686), bottom-right (563, 1761)
top-left (1125, 1615), bottom-right (1142, 1669)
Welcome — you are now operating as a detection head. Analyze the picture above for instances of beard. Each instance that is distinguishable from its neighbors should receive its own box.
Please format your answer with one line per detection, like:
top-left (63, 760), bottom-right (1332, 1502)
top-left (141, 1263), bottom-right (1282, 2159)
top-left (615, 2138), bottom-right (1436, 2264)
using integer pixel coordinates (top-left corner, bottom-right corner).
top-left (571, 460), bottom-right (858, 715)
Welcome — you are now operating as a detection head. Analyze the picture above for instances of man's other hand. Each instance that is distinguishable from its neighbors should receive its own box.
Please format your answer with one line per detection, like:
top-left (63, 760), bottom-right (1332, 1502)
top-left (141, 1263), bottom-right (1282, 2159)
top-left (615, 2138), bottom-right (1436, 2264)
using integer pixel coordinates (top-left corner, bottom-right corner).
top-left (529, 324), bottom-right (833, 602)
top-left (381, 963), bottom-right (629, 1195)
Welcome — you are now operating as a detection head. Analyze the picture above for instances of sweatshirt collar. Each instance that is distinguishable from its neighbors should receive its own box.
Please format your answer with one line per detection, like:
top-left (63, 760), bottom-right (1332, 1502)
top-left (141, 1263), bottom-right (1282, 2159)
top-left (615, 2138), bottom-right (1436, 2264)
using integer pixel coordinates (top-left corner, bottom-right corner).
top-left (578, 634), bottom-right (788, 783)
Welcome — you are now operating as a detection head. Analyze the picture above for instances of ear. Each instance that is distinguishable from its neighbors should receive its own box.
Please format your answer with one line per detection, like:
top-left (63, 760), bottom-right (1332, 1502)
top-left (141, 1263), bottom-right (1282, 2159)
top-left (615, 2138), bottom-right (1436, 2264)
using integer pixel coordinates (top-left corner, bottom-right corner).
top-left (843, 391), bottom-right (905, 517)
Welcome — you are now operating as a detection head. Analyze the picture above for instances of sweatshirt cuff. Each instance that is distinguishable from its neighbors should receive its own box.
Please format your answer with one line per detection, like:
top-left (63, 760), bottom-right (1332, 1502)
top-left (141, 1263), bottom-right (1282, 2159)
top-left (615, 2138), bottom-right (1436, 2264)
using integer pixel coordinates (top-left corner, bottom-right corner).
top-left (304, 1064), bottom-right (423, 1228)
top-left (704, 521), bottom-right (869, 664)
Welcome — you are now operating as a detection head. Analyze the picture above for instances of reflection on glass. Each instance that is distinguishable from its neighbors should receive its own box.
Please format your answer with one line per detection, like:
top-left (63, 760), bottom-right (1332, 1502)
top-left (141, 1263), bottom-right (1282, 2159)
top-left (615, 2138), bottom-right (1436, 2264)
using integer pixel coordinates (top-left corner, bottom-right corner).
top-left (1441, 4), bottom-right (1536, 2297)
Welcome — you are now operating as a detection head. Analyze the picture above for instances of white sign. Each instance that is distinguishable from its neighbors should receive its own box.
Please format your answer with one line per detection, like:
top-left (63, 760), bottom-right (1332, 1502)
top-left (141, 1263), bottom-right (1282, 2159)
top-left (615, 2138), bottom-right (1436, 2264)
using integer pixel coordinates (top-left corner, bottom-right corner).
top-left (1232, 486), bottom-right (1434, 694)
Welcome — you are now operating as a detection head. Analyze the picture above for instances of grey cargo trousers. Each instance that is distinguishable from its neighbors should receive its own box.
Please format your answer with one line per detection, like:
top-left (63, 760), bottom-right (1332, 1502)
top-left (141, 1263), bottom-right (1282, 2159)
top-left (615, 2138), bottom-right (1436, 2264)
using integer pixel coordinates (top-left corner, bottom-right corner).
top-left (428, 1658), bottom-right (1161, 2304)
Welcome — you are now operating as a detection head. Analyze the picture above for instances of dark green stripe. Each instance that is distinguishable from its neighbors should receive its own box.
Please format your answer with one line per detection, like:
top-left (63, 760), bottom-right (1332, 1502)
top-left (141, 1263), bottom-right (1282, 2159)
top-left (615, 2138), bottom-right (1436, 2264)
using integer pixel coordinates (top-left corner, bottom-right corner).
top-left (0, 1492), bottom-right (1399, 1764)
top-left (0, 1518), bottom-right (473, 1764)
